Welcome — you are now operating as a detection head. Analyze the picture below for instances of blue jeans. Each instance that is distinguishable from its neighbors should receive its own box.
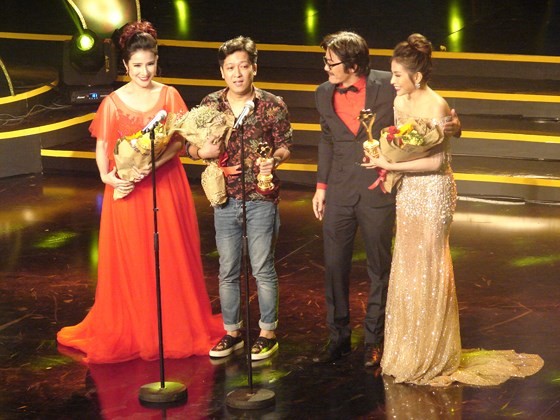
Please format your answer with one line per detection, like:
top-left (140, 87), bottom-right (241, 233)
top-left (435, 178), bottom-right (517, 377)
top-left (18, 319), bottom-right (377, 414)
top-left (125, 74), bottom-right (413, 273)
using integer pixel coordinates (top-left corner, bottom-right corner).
top-left (214, 198), bottom-right (280, 332)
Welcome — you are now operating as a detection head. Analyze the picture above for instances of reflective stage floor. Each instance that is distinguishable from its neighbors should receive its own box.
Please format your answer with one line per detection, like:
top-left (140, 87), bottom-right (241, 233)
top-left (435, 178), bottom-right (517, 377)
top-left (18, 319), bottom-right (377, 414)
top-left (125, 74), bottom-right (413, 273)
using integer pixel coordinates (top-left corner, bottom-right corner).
top-left (1, 173), bottom-right (559, 419)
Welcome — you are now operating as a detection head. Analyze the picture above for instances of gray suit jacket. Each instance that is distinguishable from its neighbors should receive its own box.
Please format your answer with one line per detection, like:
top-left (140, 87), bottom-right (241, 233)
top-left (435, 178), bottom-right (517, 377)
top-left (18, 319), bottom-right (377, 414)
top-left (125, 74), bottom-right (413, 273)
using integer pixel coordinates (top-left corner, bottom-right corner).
top-left (315, 69), bottom-right (396, 208)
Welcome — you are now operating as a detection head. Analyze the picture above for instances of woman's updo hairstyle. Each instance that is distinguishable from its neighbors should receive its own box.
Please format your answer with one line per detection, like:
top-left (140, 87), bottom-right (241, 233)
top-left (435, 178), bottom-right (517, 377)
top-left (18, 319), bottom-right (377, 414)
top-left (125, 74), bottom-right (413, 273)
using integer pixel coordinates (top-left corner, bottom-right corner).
top-left (119, 21), bottom-right (158, 62)
top-left (392, 33), bottom-right (433, 85)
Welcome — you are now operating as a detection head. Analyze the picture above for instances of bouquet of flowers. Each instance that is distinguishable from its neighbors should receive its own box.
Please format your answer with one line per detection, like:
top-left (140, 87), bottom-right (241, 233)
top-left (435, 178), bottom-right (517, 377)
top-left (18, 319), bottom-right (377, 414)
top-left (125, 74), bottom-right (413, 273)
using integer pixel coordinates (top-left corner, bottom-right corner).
top-left (370, 118), bottom-right (445, 193)
top-left (113, 112), bottom-right (188, 200)
top-left (383, 121), bottom-right (426, 146)
top-left (176, 105), bottom-right (234, 206)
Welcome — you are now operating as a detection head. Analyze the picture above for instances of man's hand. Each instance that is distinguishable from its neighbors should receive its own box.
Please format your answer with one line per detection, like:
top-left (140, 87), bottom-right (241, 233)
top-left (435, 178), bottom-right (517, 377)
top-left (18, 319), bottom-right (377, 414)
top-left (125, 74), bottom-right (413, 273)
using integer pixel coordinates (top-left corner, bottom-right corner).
top-left (256, 157), bottom-right (275, 176)
top-left (197, 141), bottom-right (221, 160)
top-left (444, 109), bottom-right (462, 138)
top-left (312, 189), bottom-right (326, 221)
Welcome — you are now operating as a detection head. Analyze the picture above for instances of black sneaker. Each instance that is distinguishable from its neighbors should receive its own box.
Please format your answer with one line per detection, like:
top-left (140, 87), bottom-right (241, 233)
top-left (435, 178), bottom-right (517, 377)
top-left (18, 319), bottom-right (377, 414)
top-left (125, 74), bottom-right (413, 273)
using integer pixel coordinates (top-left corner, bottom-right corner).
top-left (313, 340), bottom-right (351, 363)
top-left (209, 334), bottom-right (244, 358)
top-left (250, 336), bottom-right (279, 361)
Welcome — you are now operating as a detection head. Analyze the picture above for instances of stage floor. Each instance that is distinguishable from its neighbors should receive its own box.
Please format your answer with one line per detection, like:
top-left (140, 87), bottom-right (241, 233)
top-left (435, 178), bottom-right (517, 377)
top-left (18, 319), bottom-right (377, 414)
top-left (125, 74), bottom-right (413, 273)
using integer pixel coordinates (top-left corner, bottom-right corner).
top-left (1, 172), bottom-right (559, 419)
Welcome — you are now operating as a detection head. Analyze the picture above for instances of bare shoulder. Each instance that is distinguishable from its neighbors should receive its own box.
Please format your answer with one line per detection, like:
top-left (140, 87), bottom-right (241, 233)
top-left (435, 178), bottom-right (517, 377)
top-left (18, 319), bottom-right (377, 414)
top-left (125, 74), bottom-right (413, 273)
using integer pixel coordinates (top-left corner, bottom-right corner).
top-left (429, 89), bottom-right (450, 117)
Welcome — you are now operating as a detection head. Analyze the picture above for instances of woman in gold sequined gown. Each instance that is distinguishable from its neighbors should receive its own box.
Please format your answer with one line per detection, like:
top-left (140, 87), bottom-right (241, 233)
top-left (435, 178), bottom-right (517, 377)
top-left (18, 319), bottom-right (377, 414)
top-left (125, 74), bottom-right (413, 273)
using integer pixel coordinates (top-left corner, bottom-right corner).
top-left (364, 34), bottom-right (543, 386)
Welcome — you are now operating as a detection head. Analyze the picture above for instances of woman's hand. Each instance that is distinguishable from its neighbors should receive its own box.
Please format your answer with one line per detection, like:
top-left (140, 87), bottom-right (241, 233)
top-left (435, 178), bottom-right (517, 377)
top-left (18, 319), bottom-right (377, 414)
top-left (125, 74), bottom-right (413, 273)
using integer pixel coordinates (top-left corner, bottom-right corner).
top-left (361, 152), bottom-right (391, 170)
top-left (102, 167), bottom-right (135, 195)
top-left (131, 165), bottom-right (151, 182)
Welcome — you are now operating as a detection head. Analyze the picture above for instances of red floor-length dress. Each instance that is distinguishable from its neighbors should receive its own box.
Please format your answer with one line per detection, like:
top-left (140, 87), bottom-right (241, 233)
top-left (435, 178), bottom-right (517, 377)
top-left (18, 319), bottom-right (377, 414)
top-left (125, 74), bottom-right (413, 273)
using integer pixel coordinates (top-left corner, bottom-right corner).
top-left (57, 85), bottom-right (224, 363)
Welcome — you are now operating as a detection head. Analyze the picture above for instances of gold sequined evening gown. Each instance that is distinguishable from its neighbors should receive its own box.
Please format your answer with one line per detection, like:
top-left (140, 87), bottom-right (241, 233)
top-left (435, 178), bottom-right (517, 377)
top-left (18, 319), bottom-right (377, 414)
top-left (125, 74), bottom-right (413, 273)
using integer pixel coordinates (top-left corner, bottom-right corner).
top-left (380, 113), bottom-right (543, 386)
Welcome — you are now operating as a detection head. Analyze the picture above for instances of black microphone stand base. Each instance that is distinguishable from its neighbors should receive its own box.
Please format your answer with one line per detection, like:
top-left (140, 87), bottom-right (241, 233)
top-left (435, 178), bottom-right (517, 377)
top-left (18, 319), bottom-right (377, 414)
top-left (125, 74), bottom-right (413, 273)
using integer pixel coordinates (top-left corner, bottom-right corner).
top-left (139, 381), bottom-right (188, 406)
top-left (225, 387), bottom-right (275, 410)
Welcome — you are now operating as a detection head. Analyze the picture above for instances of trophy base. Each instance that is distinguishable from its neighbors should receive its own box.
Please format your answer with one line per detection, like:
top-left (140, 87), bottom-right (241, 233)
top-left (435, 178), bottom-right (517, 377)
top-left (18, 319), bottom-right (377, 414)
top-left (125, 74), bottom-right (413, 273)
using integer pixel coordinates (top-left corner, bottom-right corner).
top-left (257, 174), bottom-right (275, 195)
top-left (363, 140), bottom-right (380, 158)
top-left (256, 186), bottom-right (276, 195)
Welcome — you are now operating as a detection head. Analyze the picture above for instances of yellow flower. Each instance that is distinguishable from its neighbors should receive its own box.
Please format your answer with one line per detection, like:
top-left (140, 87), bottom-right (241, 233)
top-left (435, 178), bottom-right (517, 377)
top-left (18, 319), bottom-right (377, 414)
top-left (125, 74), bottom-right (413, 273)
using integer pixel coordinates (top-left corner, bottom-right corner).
top-left (398, 122), bottom-right (414, 136)
top-left (137, 134), bottom-right (152, 151)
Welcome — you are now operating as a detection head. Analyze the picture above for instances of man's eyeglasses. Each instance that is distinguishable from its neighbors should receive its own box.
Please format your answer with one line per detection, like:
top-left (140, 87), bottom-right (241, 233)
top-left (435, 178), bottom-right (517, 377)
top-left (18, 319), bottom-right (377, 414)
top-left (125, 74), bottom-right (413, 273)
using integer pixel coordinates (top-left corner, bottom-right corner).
top-left (323, 56), bottom-right (346, 70)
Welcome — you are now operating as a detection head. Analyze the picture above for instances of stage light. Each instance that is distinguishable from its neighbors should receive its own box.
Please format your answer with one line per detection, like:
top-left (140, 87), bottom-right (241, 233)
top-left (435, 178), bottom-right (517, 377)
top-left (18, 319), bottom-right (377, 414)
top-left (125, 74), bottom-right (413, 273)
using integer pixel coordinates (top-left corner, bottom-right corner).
top-left (67, 29), bottom-right (106, 74)
top-left (62, 29), bottom-right (117, 104)
top-left (62, 0), bottom-right (139, 104)
top-left (76, 32), bottom-right (96, 52)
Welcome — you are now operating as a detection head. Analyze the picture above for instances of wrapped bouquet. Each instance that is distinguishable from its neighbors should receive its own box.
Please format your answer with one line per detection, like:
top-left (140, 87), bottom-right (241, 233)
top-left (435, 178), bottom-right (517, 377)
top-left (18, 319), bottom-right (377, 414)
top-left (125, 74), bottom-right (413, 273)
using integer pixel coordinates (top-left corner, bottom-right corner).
top-left (369, 118), bottom-right (445, 193)
top-left (178, 105), bottom-right (234, 206)
top-left (112, 112), bottom-right (188, 200)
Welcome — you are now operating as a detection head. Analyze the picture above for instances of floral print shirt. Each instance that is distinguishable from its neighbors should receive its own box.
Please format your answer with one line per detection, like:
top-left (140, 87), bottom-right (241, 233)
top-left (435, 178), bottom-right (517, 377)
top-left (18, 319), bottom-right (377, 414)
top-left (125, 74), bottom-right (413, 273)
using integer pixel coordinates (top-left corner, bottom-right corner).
top-left (200, 87), bottom-right (293, 203)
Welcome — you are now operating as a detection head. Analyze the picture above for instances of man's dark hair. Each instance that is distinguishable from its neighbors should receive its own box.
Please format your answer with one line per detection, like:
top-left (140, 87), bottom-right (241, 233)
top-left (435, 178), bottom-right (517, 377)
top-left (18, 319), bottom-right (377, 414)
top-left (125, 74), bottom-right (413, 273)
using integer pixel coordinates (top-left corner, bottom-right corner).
top-left (320, 31), bottom-right (370, 76)
top-left (218, 36), bottom-right (258, 66)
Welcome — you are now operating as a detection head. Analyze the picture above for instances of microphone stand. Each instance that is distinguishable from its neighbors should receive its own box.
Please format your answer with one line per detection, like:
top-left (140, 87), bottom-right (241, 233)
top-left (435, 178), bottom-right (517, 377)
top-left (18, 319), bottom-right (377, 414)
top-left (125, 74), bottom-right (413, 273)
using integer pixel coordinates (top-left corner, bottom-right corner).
top-left (139, 125), bottom-right (187, 407)
top-left (225, 114), bottom-right (275, 411)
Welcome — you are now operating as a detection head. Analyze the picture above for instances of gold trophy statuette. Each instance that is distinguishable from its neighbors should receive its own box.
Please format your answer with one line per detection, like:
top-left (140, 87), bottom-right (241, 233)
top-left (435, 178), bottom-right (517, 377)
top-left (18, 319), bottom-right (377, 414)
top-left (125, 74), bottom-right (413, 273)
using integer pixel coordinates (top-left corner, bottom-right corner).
top-left (256, 141), bottom-right (275, 194)
top-left (358, 109), bottom-right (379, 158)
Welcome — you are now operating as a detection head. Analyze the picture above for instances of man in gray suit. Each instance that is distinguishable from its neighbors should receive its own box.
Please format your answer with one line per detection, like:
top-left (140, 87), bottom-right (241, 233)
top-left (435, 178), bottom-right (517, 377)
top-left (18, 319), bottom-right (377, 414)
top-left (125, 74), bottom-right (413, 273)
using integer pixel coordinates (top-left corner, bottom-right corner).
top-left (312, 31), bottom-right (460, 367)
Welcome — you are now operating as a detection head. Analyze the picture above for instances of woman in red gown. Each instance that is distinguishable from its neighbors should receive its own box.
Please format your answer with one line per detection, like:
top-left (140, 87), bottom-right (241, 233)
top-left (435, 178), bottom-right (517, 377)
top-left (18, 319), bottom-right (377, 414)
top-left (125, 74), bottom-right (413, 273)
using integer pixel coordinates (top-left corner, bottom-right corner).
top-left (57, 21), bottom-right (224, 363)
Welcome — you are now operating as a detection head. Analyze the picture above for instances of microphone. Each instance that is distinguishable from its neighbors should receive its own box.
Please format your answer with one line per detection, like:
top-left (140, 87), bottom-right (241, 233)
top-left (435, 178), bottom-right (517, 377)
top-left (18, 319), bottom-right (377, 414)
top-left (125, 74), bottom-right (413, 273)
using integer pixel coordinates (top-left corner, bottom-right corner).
top-left (141, 110), bottom-right (167, 134)
top-left (233, 100), bottom-right (255, 129)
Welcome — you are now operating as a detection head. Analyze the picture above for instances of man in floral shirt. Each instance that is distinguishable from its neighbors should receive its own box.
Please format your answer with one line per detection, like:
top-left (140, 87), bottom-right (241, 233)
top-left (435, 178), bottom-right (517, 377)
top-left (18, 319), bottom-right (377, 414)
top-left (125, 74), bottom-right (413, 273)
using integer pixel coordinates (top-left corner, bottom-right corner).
top-left (187, 36), bottom-right (292, 361)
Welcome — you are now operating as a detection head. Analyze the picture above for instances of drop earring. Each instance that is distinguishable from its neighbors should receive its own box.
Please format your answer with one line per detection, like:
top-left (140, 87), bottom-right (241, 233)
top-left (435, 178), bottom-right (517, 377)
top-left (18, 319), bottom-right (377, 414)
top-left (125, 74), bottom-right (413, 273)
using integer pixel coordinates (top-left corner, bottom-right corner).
top-left (415, 82), bottom-right (421, 89)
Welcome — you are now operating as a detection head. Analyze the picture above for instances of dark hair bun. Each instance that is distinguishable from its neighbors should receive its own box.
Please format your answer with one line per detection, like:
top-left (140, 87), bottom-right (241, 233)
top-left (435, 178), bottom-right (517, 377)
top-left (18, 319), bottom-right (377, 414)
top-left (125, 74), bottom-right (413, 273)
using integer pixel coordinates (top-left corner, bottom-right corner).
top-left (407, 33), bottom-right (432, 57)
top-left (119, 21), bottom-right (158, 51)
